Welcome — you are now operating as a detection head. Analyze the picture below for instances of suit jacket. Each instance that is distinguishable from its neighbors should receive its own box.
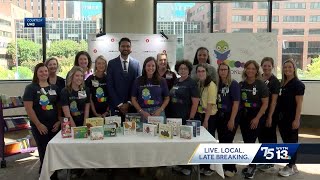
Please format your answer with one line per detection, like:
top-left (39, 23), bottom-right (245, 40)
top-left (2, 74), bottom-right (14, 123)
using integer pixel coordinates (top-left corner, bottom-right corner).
top-left (106, 56), bottom-right (141, 108)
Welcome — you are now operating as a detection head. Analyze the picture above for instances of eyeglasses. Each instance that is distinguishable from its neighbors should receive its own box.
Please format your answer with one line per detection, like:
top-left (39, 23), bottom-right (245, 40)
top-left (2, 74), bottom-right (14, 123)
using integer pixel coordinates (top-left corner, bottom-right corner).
top-left (197, 70), bottom-right (206, 73)
top-left (179, 67), bottom-right (189, 71)
top-left (219, 69), bottom-right (228, 71)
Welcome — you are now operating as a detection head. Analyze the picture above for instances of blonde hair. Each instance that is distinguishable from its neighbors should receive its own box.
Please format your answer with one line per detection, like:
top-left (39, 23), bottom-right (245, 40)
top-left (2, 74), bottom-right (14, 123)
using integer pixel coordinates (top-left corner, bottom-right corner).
top-left (242, 60), bottom-right (262, 80)
top-left (218, 62), bottom-right (232, 86)
top-left (66, 66), bottom-right (85, 92)
top-left (94, 55), bottom-right (107, 74)
top-left (281, 59), bottom-right (298, 86)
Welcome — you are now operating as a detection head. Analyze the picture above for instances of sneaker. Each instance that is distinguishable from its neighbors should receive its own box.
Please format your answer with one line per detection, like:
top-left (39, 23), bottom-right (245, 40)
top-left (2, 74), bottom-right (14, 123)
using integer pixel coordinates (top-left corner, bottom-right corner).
top-left (224, 170), bottom-right (236, 177)
top-left (244, 166), bottom-right (256, 179)
top-left (279, 165), bottom-right (295, 177)
top-left (181, 168), bottom-right (191, 176)
top-left (242, 167), bottom-right (248, 174)
top-left (172, 166), bottom-right (183, 173)
top-left (292, 165), bottom-right (299, 173)
top-left (203, 169), bottom-right (214, 176)
top-left (258, 164), bottom-right (275, 172)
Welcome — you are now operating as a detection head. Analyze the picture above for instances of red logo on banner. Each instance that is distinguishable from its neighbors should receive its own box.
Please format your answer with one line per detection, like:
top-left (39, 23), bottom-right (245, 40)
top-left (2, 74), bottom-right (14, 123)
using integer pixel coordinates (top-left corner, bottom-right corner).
top-left (163, 50), bottom-right (167, 54)
top-left (111, 38), bottom-right (115, 42)
top-left (146, 39), bottom-right (149, 43)
top-left (93, 49), bottom-right (97, 53)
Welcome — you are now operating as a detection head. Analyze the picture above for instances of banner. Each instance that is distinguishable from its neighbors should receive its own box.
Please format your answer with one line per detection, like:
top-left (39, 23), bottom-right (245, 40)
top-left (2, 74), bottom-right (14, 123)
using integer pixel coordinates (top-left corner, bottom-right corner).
top-left (88, 34), bottom-right (177, 70)
top-left (184, 33), bottom-right (278, 81)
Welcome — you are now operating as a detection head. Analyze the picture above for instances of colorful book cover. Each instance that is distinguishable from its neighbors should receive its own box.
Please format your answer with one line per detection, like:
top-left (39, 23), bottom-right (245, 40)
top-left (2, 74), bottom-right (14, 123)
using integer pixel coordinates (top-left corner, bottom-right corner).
top-left (104, 124), bottom-right (117, 137)
top-left (61, 117), bottom-right (72, 138)
top-left (72, 126), bottom-right (88, 139)
top-left (143, 123), bottom-right (157, 136)
top-left (85, 117), bottom-right (104, 135)
top-left (180, 125), bottom-right (193, 139)
top-left (159, 123), bottom-right (173, 139)
top-left (123, 121), bottom-right (136, 135)
top-left (104, 116), bottom-right (122, 134)
top-left (167, 118), bottom-right (182, 136)
top-left (125, 113), bottom-right (142, 132)
top-left (186, 120), bottom-right (201, 137)
top-left (90, 126), bottom-right (104, 140)
top-left (147, 116), bottom-right (164, 133)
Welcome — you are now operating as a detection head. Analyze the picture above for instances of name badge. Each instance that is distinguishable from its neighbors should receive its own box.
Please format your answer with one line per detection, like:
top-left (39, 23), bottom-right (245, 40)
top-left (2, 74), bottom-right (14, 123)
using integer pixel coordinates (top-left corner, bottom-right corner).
top-left (252, 87), bottom-right (257, 95)
top-left (92, 80), bottom-right (99, 87)
top-left (173, 86), bottom-right (179, 90)
top-left (218, 94), bottom-right (222, 102)
top-left (265, 80), bottom-right (269, 85)
top-left (40, 88), bottom-right (47, 95)
top-left (279, 88), bottom-right (282, 96)
top-left (166, 73), bottom-right (173, 79)
top-left (78, 91), bottom-right (87, 99)
top-left (48, 90), bottom-right (57, 95)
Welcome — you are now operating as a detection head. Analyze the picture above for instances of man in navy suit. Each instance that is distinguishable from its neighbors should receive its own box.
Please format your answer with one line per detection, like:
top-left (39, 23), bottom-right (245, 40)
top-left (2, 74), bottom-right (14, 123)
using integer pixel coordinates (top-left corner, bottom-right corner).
top-left (107, 37), bottom-right (141, 119)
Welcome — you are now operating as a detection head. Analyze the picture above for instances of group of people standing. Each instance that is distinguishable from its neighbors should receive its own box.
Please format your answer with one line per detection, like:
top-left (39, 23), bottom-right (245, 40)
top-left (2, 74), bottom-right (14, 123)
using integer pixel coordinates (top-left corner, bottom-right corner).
top-left (23, 37), bottom-right (304, 179)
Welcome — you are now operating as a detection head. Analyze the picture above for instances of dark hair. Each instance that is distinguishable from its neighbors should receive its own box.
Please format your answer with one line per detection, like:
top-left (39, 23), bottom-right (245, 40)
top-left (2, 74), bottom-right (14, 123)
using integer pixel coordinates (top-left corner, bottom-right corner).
top-left (32, 63), bottom-right (48, 83)
top-left (196, 64), bottom-right (212, 87)
top-left (74, 51), bottom-right (92, 71)
top-left (261, 57), bottom-right (274, 67)
top-left (119, 37), bottom-right (131, 47)
top-left (175, 60), bottom-right (193, 75)
top-left (193, 47), bottom-right (210, 65)
top-left (139, 56), bottom-right (160, 85)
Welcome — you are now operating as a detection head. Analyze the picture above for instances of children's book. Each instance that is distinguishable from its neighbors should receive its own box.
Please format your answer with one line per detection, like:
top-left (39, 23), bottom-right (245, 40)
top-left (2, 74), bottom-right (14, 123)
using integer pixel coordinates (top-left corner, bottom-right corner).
top-left (90, 126), bottom-right (104, 140)
top-left (72, 126), bottom-right (88, 139)
top-left (158, 123), bottom-right (173, 139)
top-left (167, 118), bottom-right (182, 136)
top-left (85, 117), bottom-right (104, 135)
top-left (104, 124), bottom-right (117, 137)
top-left (105, 116), bottom-right (122, 134)
top-left (125, 113), bottom-right (142, 132)
top-left (143, 123), bottom-right (157, 136)
top-left (180, 125), bottom-right (193, 139)
top-left (147, 116), bottom-right (165, 133)
top-left (186, 120), bottom-right (201, 137)
top-left (61, 117), bottom-right (72, 138)
top-left (123, 121), bottom-right (136, 135)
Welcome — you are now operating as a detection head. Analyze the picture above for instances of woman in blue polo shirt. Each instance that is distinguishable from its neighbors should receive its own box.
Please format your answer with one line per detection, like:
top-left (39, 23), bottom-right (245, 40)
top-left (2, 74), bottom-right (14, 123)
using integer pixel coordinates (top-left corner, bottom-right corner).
top-left (240, 60), bottom-right (269, 179)
top-left (278, 59), bottom-right (305, 177)
top-left (131, 56), bottom-right (170, 122)
top-left (216, 62), bottom-right (240, 177)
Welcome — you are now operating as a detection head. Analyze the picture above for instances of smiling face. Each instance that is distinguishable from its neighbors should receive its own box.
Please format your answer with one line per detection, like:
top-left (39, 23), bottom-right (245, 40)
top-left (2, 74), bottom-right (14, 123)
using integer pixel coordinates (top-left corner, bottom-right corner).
top-left (157, 54), bottom-right (167, 70)
top-left (245, 63), bottom-right (258, 79)
top-left (37, 66), bottom-right (49, 82)
top-left (145, 60), bottom-right (156, 77)
top-left (47, 59), bottom-right (58, 74)
top-left (262, 60), bottom-right (273, 76)
top-left (78, 55), bottom-right (89, 69)
top-left (72, 71), bottom-right (84, 86)
top-left (283, 61), bottom-right (295, 78)
top-left (178, 64), bottom-right (189, 79)
top-left (218, 64), bottom-right (229, 79)
top-left (196, 66), bottom-right (207, 81)
top-left (119, 41), bottom-right (132, 57)
top-left (95, 58), bottom-right (106, 73)
top-left (197, 49), bottom-right (209, 64)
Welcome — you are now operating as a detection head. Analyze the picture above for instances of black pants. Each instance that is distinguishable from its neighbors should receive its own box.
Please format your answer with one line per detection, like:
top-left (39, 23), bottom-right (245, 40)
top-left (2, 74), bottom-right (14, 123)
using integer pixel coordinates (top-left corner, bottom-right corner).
top-left (239, 108), bottom-right (264, 143)
top-left (195, 112), bottom-right (217, 138)
top-left (217, 111), bottom-right (239, 172)
top-left (258, 113), bottom-right (278, 143)
top-left (278, 112), bottom-right (298, 166)
top-left (31, 126), bottom-right (57, 174)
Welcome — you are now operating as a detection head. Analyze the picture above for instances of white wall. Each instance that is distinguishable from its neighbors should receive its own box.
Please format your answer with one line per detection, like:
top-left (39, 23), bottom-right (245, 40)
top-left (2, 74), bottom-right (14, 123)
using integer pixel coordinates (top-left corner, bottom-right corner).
top-left (0, 81), bottom-right (318, 116)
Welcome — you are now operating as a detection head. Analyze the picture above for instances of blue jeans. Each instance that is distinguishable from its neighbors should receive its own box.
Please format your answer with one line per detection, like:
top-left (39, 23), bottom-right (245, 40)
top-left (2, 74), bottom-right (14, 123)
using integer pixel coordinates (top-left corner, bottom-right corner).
top-left (142, 106), bottom-right (166, 123)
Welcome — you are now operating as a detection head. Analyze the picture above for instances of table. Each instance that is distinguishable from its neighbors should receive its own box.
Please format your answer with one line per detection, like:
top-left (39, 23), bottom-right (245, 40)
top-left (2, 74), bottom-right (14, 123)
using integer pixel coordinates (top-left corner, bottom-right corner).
top-left (39, 126), bottom-right (224, 180)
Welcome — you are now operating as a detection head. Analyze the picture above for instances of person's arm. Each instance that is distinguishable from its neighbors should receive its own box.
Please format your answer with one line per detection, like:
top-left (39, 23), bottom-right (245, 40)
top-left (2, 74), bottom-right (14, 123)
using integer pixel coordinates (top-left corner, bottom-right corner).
top-left (24, 101), bottom-right (48, 135)
top-left (83, 103), bottom-right (90, 126)
top-left (106, 61), bottom-right (121, 107)
top-left (203, 103), bottom-right (213, 129)
top-left (227, 101), bottom-right (240, 131)
top-left (61, 106), bottom-right (76, 127)
top-left (189, 97), bottom-right (199, 119)
top-left (251, 97), bottom-right (268, 129)
top-left (153, 96), bottom-right (170, 116)
top-left (266, 94), bottom-right (278, 127)
top-left (292, 95), bottom-right (303, 129)
top-left (89, 94), bottom-right (101, 117)
top-left (131, 96), bottom-right (150, 119)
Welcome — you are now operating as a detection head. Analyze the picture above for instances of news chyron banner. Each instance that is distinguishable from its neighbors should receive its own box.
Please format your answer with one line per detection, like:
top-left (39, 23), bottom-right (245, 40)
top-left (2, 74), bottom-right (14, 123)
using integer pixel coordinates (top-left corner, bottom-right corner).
top-left (184, 33), bottom-right (277, 82)
top-left (189, 144), bottom-right (320, 164)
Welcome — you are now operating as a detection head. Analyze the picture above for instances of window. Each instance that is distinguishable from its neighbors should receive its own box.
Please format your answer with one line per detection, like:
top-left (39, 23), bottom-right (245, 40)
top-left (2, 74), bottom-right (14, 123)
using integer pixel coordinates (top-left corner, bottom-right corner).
top-left (284, 2), bottom-right (306, 9)
top-left (283, 16), bottom-right (305, 22)
top-left (257, 16), bottom-right (279, 22)
top-left (232, 28), bottom-right (253, 33)
top-left (232, 2), bottom-right (253, 9)
top-left (311, 2), bottom-right (320, 9)
top-left (310, 15), bottom-right (320, 22)
top-left (308, 42), bottom-right (320, 54)
top-left (257, 29), bottom-right (278, 34)
top-left (232, 15), bottom-right (253, 22)
top-left (309, 29), bottom-right (320, 35)
top-left (257, 2), bottom-right (279, 9)
top-left (283, 29), bottom-right (305, 35)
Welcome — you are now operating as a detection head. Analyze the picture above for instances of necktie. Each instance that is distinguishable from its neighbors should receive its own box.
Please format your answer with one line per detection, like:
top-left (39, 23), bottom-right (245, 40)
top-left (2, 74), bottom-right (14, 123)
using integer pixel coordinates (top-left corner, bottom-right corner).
top-left (123, 60), bottom-right (127, 72)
